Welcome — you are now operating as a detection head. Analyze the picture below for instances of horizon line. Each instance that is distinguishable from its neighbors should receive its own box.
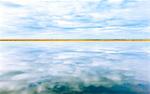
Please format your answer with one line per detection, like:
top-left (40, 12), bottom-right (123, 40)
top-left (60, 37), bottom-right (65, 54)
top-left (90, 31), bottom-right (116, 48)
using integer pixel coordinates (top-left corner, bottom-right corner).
top-left (0, 39), bottom-right (150, 42)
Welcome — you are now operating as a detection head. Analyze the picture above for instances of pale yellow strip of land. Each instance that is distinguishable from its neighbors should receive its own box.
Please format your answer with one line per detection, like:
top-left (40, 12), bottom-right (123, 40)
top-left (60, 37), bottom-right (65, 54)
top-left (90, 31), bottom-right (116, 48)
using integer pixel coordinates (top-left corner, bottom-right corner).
top-left (0, 39), bottom-right (150, 42)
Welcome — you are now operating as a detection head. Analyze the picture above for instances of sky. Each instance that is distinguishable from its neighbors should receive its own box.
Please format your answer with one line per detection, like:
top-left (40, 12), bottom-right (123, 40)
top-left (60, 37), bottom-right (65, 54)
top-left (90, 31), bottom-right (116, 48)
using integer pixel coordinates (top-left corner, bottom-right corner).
top-left (0, 0), bottom-right (150, 39)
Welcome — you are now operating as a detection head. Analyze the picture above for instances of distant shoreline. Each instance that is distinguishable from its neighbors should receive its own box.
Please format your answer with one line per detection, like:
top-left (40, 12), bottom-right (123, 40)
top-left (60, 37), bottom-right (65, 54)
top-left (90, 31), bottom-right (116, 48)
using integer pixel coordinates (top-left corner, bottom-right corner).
top-left (0, 39), bottom-right (150, 42)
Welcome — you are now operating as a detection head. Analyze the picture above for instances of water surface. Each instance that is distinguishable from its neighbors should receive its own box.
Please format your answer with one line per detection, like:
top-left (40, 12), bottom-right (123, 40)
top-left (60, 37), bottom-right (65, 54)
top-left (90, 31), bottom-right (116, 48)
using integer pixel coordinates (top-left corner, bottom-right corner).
top-left (0, 42), bottom-right (150, 94)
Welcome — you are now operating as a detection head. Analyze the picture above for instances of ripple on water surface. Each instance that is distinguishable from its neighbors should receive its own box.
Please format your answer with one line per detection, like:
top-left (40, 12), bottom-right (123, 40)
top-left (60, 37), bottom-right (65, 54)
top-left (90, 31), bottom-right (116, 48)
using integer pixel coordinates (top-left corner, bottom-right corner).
top-left (0, 43), bottom-right (150, 94)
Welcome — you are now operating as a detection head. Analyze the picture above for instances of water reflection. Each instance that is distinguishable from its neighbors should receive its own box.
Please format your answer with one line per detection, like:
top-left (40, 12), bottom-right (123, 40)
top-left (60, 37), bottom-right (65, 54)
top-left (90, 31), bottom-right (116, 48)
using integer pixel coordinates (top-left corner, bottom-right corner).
top-left (0, 42), bottom-right (150, 94)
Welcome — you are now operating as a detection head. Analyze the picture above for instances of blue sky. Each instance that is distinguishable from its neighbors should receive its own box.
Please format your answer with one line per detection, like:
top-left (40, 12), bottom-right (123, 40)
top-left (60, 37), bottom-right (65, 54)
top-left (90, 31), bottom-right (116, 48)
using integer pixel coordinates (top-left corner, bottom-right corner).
top-left (0, 0), bottom-right (150, 39)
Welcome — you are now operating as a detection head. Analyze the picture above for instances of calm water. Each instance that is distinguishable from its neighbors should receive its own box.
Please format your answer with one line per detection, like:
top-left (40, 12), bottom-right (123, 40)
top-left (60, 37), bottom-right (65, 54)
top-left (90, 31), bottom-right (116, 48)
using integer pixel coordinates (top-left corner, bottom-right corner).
top-left (0, 42), bottom-right (150, 94)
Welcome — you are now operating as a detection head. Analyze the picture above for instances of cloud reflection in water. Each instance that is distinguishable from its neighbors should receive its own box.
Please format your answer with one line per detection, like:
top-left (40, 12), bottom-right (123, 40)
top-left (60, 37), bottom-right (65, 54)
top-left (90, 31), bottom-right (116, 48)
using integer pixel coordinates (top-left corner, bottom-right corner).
top-left (0, 42), bottom-right (150, 94)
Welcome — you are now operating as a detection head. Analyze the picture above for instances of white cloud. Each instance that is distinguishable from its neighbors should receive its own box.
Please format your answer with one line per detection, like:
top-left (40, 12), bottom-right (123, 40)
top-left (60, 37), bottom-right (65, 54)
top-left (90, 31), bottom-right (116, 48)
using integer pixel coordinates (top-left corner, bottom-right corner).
top-left (107, 0), bottom-right (123, 5)
top-left (0, 0), bottom-right (150, 38)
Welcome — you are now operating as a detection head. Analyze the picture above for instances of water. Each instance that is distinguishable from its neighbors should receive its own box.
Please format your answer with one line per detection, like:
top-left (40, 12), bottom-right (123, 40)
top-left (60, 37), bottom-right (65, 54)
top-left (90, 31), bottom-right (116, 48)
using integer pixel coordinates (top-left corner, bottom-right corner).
top-left (0, 42), bottom-right (150, 94)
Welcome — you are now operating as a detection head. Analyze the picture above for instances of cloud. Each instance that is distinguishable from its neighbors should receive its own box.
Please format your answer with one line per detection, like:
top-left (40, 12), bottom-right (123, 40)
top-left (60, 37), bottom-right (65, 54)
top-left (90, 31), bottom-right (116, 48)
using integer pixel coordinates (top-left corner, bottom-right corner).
top-left (0, 0), bottom-right (150, 38)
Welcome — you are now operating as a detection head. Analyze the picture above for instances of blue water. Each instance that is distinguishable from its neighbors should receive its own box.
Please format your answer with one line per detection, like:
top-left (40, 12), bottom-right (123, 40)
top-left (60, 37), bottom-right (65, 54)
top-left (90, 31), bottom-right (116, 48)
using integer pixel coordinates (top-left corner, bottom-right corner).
top-left (0, 42), bottom-right (150, 94)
